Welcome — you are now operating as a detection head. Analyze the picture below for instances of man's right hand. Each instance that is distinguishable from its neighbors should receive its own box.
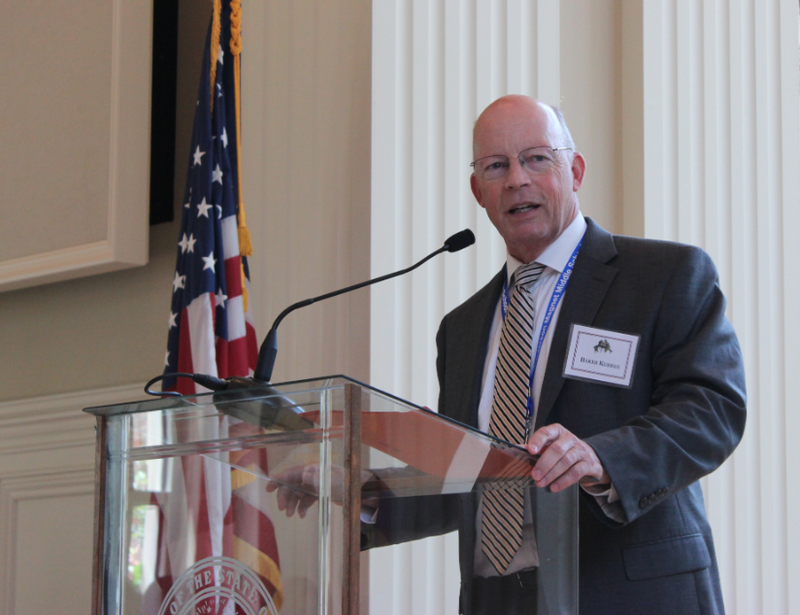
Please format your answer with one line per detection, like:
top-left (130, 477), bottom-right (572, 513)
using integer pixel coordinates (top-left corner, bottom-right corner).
top-left (265, 464), bottom-right (333, 519)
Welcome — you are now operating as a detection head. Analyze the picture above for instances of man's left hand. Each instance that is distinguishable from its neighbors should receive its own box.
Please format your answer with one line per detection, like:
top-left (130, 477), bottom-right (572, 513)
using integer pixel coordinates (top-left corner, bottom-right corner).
top-left (526, 423), bottom-right (610, 492)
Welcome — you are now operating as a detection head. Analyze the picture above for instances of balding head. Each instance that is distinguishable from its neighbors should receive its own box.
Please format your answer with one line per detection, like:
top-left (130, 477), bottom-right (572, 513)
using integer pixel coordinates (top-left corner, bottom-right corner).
top-left (469, 95), bottom-right (586, 263)
top-left (473, 96), bottom-right (575, 159)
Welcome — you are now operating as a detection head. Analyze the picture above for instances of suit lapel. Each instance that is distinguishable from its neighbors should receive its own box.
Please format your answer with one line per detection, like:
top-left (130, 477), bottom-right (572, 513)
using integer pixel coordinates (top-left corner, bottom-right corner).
top-left (535, 219), bottom-right (619, 429)
top-left (449, 269), bottom-right (505, 428)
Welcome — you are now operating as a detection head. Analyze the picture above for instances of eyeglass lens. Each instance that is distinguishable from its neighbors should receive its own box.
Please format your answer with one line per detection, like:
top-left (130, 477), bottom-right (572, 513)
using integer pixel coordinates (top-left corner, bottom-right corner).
top-left (475, 146), bottom-right (560, 181)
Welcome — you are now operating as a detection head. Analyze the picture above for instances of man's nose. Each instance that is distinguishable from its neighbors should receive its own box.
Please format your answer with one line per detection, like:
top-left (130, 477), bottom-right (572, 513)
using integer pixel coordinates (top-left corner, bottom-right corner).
top-left (504, 157), bottom-right (531, 189)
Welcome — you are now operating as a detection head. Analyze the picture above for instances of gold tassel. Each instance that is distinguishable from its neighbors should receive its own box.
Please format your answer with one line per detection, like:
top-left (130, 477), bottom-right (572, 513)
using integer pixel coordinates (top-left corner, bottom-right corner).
top-left (240, 261), bottom-right (249, 312)
top-left (230, 0), bottom-right (242, 55)
top-left (230, 0), bottom-right (251, 312)
top-left (209, 0), bottom-right (222, 112)
top-left (238, 206), bottom-right (253, 257)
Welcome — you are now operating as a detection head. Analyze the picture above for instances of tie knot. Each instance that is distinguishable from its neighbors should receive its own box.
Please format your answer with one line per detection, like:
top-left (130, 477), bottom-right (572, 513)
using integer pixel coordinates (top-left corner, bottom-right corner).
top-left (514, 262), bottom-right (545, 289)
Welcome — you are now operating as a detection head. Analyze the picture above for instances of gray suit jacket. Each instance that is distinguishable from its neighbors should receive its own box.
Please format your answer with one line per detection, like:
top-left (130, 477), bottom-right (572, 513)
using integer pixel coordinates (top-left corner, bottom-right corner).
top-left (368, 219), bottom-right (746, 615)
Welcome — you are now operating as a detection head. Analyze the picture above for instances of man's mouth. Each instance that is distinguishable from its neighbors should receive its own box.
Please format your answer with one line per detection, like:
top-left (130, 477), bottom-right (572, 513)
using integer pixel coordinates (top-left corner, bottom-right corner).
top-left (509, 203), bottom-right (540, 214)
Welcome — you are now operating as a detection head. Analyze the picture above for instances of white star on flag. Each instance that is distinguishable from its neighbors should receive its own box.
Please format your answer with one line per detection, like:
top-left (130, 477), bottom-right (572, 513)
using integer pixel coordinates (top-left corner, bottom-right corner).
top-left (221, 127), bottom-right (228, 148)
top-left (172, 272), bottom-right (186, 292)
top-left (197, 198), bottom-right (212, 218)
top-left (193, 145), bottom-right (205, 166)
top-left (202, 251), bottom-right (217, 272)
top-left (168, 312), bottom-right (178, 328)
top-left (164, 350), bottom-right (170, 366)
top-left (218, 44), bottom-right (224, 64)
top-left (178, 233), bottom-right (197, 254)
top-left (215, 289), bottom-right (228, 307)
top-left (216, 205), bottom-right (223, 219)
top-left (212, 164), bottom-right (223, 185)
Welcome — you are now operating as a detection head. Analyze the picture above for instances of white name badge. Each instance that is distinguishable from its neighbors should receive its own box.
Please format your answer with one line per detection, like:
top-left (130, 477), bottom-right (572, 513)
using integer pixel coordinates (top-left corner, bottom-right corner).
top-left (563, 325), bottom-right (639, 388)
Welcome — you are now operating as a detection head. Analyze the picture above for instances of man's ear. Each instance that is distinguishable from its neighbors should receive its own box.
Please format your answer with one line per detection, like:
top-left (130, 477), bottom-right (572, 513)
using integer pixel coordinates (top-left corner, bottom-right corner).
top-left (470, 174), bottom-right (486, 208)
top-left (571, 153), bottom-right (586, 192)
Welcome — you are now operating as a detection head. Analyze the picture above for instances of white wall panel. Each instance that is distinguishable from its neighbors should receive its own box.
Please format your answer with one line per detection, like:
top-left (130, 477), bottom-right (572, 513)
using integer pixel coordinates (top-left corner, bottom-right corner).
top-left (371, 2), bottom-right (559, 613)
top-left (0, 0), bottom-right (152, 292)
top-left (642, 1), bottom-right (800, 613)
top-left (0, 384), bottom-right (142, 615)
top-left (1, 472), bottom-right (95, 615)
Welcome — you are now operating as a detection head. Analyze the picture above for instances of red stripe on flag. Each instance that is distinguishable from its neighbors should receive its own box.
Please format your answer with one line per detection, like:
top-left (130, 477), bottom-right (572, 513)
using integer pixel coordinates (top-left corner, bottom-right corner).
top-left (175, 308), bottom-right (195, 395)
top-left (215, 337), bottom-right (229, 379)
top-left (231, 494), bottom-right (281, 569)
top-left (224, 255), bottom-right (243, 298)
top-left (246, 321), bottom-right (258, 370)
top-left (151, 492), bottom-right (173, 600)
top-left (226, 336), bottom-right (249, 377)
top-left (222, 491), bottom-right (234, 558)
top-left (187, 456), bottom-right (213, 562)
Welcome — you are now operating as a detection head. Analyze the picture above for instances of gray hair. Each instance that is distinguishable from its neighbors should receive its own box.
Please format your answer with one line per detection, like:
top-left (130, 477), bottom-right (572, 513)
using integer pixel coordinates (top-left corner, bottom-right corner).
top-left (549, 105), bottom-right (576, 151)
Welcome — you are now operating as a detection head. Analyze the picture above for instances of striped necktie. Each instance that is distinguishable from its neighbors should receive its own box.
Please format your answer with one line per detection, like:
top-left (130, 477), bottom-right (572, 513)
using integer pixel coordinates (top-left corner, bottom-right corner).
top-left (481, 261), bottom-right (545, 574)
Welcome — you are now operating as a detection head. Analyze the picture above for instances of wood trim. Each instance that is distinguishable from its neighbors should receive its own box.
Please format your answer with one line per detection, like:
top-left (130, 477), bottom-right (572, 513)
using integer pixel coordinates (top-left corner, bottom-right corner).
top-left (342, 383), bottom-right (361, 615)
top-left (91, 416), bottom-right (107, 615)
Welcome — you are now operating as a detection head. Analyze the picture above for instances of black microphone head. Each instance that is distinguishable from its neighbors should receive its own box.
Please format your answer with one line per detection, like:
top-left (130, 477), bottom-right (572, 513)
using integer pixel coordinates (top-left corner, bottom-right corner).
top-left (444, 229), bottom-right (476, 252)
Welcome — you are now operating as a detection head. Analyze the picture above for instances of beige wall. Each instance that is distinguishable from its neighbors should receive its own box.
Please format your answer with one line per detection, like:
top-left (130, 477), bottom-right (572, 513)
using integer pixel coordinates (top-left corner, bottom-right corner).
top-left (243, 0), bottom-right (372, 385)
top-left (0, 1), bottom-right (370, 612)
top-left (0, 0), bottom-right (205, 403)
top-left (0, 0), bottom-right (371, 403)
top-left (0, 221), bottom-right (175, 402)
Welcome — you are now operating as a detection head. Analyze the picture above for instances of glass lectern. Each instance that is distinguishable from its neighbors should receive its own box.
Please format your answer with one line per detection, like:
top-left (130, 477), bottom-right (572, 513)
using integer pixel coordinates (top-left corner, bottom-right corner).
top-left (85, 376), bottom-right (577, 615)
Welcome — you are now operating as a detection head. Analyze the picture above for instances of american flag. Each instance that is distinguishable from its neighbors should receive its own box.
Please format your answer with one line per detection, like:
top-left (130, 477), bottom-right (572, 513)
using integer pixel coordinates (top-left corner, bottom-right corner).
top-left (162, 0), bottom-right (258, 395)
top-left (151, 2), bottom-right (283, 612)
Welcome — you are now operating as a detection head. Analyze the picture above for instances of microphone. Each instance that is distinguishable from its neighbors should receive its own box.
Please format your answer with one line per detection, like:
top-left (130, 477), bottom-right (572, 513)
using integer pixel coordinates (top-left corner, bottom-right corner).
top-left (251, 228), bottom-right (475, 383)
top-left (444, 229), bottom-right (476, 252)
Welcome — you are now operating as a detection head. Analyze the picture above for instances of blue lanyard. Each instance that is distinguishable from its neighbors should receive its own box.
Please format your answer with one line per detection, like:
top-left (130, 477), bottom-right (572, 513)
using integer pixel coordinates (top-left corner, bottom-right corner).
top-left (500, 234), bottom-right (584, 434)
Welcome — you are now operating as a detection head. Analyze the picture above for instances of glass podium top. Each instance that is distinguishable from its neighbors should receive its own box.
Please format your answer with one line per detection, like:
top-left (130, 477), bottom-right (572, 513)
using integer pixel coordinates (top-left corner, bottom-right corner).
top-left (85, 376), bottom-right (544, 499)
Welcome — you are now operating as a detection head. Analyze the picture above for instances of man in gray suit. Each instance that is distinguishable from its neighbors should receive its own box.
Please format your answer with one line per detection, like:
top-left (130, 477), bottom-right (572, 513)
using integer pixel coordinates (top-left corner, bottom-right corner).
top-left (275, 95), bottom-right (746, 614)
top-left (423, 95), bottom-right (746, 614)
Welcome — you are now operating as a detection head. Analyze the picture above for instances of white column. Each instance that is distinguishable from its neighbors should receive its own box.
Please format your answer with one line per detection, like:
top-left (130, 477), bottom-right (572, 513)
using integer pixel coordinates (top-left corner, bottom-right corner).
top-left (641, 1), bottom-right (800, 613)
top-left (370, 1), bottom-right (559, 613)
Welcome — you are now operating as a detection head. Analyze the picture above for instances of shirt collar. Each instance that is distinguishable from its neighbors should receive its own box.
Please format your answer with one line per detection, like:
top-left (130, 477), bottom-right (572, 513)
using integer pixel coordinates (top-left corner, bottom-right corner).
top-left (506, 212), bottom-right (587, 279)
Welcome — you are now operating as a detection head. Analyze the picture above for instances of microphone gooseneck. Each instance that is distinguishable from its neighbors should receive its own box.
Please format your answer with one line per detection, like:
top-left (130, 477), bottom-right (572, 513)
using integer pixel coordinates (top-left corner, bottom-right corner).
top-left (252, 228), bottom-right (476, 383)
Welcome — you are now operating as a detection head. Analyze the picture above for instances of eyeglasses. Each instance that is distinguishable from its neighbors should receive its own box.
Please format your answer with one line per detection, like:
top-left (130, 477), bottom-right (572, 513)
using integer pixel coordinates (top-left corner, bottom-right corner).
top-left (470, 145), bottom-right (572, 181)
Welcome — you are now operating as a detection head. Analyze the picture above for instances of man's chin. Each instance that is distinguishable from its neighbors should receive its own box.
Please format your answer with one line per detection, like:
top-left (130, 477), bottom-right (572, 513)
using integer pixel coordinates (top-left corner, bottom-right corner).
top-left (505, 231), bottom-right (555, 262)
